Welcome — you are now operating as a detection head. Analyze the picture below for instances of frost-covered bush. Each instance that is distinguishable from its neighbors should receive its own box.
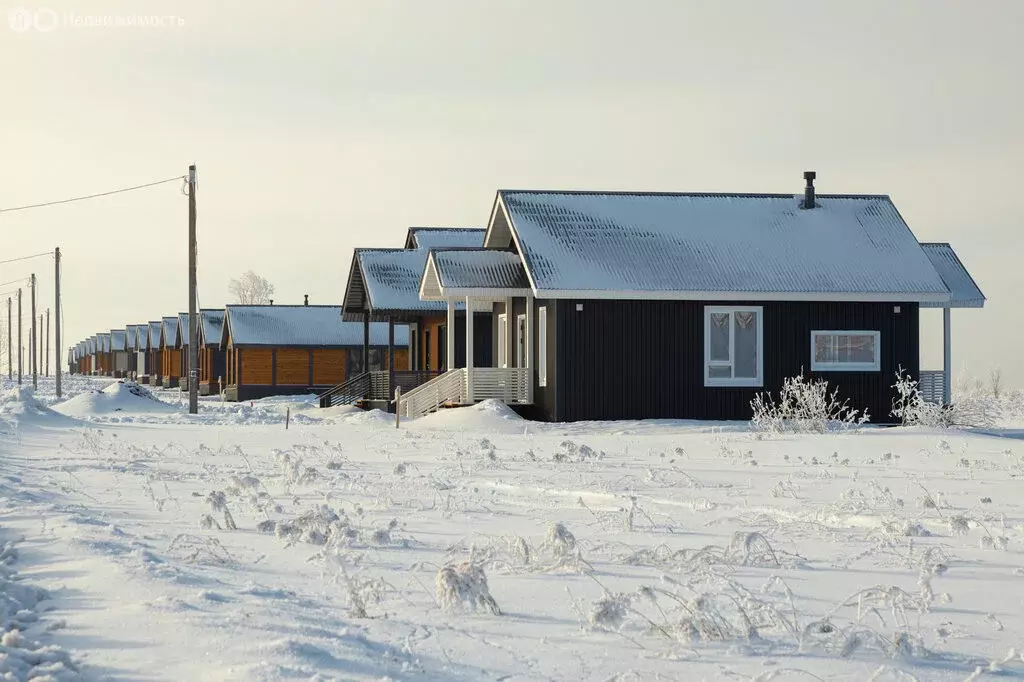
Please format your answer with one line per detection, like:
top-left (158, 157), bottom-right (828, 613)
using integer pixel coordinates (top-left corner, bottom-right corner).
top-left (752, 375), bottom-right (869, 434)
top-left (891, 370), bottom-right (998, 428)
top-left (436, 561), bottom-right (500, 615)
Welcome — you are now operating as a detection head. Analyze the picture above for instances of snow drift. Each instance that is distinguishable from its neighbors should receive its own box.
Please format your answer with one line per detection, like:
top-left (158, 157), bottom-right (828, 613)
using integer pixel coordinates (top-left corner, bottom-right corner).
top-left (0, 387), bottom-right (80, 430)
top-left (52, 381), bottom-right (178, 419)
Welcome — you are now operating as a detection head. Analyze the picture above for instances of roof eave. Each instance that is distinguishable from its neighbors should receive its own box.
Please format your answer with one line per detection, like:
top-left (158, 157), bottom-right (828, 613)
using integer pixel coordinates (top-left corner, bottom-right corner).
top-left (531, 289), bottom-right (952, 303)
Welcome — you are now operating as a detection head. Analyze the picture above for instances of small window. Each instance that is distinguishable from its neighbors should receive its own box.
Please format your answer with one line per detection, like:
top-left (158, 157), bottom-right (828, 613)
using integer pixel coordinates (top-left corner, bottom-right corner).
top-left (704, 306), bottom-right (763, 387)
top-left (497, 314), bottom-right (508, 368)
top-left (811, 331), bottom-right (880, 372)
top-left (538, 307), bottom-right (548, 387)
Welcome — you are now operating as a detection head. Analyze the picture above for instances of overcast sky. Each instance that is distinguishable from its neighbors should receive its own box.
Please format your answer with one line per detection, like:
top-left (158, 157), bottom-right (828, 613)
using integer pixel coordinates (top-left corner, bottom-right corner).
top-left (2, 0), bottom-right (1021, 387)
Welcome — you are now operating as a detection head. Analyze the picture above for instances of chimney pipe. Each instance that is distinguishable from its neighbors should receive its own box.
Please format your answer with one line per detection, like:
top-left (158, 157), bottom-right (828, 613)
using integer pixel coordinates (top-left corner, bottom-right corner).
top-left (304, 294), bottom-right (309, 306)
top-left (268, 299), bottom-right (273, 305)
top-left (802, 170), bottom-right (816, 209)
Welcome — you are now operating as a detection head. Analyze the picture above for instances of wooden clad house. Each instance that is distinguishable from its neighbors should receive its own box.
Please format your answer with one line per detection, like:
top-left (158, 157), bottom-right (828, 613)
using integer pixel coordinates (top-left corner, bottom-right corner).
top-left (402, 172), bottom-right (986, 423)
top-left (125, 325), bottom-right (138, 378)
top-left (83, 338), bottom-right (95, 374)
top-left (109, 329), bottom-right (130, 377)
top-left (198, 309), bottom-right (226, 395)
top-left (334, 227), bottom-right (489, 407)
top-left (96, 333), bottom-right (111, 375)
top-left (221, 304), bottom-right (408, 402)
top-left (160, 316), bottom-right (182, 388)
top-left (175, 312), bottom-right (192, 389)
top-left (132, 324), bottom-right (150, 382)
top-left (146, 321), bottom-right (163, 386)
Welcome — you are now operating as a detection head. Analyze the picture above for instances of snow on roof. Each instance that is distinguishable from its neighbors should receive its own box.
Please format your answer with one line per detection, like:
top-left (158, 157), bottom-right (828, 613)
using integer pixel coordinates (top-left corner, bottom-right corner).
top-left (148, 321), bottom-right (162, 348)
top-left (126, 325), bottom-right (138, 349)
top-left (354, 249), bottom-right (451, 314)
top-left (919, 243), bottom-right (986, 309)
top-left (109, 330), bottom-right (127, 351)
top-left (200, 309), bottom-right (225, 346)
top-left (134, 324), bottom-right (149, 351)
top-left (177, 313), bottom-right (191, 346)
top-left (430, 248), bottom-right (530, 290)
top-left (407, 227), bottom-right (485, 250)
top-left (493, 190), bottom-right (953, 302)
top-left (161, 316), bottom-right (179, 347)
top-left (225, 305), bottom-right (408, 347)
top-left (98, 333), bottom-right (111, 353)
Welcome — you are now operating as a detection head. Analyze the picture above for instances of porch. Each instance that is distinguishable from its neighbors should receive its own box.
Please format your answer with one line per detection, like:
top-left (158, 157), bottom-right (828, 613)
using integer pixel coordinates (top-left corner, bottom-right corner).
top-left (319, 369), bottom-right (442, 408)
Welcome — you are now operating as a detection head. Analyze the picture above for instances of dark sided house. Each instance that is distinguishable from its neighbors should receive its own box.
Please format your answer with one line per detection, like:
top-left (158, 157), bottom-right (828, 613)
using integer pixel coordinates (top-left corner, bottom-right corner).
top-left (96, 333), bottom-right (111, 375)
top-left (132, 323), bottom-right (150, 382)
top-left (403, 173), bottom-right (985, 422)
top-left (110, 329), bottom-right (130, 377)
top-left (221, 304), bottom-right (408, 402)
top-left (176, 312), bottom-right (192, 389)
top-left (331, 227), bottom-right (491, 407)
top-left (198, 309), bottom-right (226, 395)
top-left (125, 325), bottom-right (139, 378)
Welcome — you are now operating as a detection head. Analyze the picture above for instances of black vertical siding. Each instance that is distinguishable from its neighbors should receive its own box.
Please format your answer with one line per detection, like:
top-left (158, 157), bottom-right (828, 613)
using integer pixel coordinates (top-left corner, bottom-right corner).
top-left (552, 299), bottom-right (919, 423)
top-left (452, 313), bottom-right (493, 369)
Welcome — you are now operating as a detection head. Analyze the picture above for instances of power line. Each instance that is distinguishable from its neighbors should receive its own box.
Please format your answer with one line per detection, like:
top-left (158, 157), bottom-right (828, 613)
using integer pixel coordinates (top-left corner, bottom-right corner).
top-left (0, 277), bottom-right (30, 288)
top-left (0, 251), bottom-right (52, 266)
top-left (0, 175), bottom-right (184, 214)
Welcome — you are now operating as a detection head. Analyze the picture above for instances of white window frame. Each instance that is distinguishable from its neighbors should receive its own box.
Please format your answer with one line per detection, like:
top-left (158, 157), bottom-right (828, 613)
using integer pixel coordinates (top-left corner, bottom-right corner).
top-left (538, 307), bottom-right (548, 387)
top-left (516, 314), bottom-right (526, 368)
top-left (497, 314), bottom-right (508, 368)
top-left (703, 305), bottom-right (764, 387)
top-left (810, 330), bottom-right (881, 372)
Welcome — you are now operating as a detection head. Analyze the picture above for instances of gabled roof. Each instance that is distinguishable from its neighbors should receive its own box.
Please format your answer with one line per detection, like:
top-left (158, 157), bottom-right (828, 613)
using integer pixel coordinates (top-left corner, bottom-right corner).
top-left (484, 189), bottom-right (954, 303)
top-left (223, 305), bottom-right (408, 348)
top-left (86, 337), bottom-right (95, 354)
top-left (919, 243), bottom-right (985, 309)
top-left (199, 309), bottom-right (225, 346)
top-left (177, 313), bottom-right (191, 347)
top-left (134, 324), bottom-right (149, 351)
top-left (420, 248), bottom-right (531, 300)
top-left (405, 227), bottom-right (486, 250)
top-left (148, 321), bottom-right (162, 348)
top-left (126, 325), bottom-right (138, 350)
top-left (109, 329), bottom-right (127, 352)
top-left (345, 249), bottom-right (454, 320)
top-left (161, 316), bottom-right (180, 348)
top-left (98, 333), bottom-right (111, 353)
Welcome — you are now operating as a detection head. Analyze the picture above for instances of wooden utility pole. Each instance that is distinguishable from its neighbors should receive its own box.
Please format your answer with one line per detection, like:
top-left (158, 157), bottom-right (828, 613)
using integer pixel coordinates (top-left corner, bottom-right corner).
top-left (30, 273), bottom-right (36, 389)
top-left (6, 298), bottom-right (11, 380)
top-left (187, 164), bottom-right (199, 414)
top-left (45, 309), bottom-right (49, 377)
top-left (17, 289), bottom-right (22, 384)
top-left (38, 314), bottom-right (43, 380)
top-left (55, 247), bottom-right (61, 397)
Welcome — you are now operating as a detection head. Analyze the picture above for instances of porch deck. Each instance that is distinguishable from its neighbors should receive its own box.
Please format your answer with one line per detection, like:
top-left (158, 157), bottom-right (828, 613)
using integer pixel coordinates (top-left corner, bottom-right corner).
top-left (398, 367), bottom-right (530, 418)
top-left (318, 370), bottom-right (442, 408)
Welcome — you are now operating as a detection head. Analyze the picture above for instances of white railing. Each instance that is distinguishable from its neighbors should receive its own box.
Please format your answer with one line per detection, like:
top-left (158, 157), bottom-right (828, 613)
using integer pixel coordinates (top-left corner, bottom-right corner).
top-left (400, 368), bottom-right (467, 419)
top-left (918, 370), bottom-right (945, 405)
top-left (398, 367), bottom-right (532, 419)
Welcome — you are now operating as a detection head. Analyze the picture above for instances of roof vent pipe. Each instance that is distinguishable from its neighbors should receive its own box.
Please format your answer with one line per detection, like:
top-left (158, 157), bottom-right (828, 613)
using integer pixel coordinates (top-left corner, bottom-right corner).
top-left (304, 294), bottom-right (309, 306)
top-left (268, 299), bottom-right (273, 305)
top-left (801, 170), bottom-right (816, 209)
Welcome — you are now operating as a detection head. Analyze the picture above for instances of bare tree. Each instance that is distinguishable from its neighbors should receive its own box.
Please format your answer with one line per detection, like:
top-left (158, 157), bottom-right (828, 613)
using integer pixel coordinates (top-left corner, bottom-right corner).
top-left (228, 270), bottom-right (275, 305)
top-left (989, 367), bottom-right (1003, 399)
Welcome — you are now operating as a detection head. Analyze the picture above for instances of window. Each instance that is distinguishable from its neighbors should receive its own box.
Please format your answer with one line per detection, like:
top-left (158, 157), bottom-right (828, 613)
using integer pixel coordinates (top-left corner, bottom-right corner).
top-left (704, 306), bottom-right (763, 387)
top-left (497, 314), bottom-right (508, 368)
top-left (810, 331), bottom-right (880, 371)
top-left (516, 314), bottom-right (526, 368)
top-left (538, 307), bottom-right (548, 387)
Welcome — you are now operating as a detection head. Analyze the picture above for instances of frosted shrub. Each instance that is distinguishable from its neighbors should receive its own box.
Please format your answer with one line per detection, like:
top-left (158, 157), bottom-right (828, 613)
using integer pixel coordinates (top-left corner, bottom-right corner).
top-left (891, 370), bottom-right (999, 428)
top-left (751, 375), bottom-right (869, 434)
top-left (436, 561), bottom-right (500, 615)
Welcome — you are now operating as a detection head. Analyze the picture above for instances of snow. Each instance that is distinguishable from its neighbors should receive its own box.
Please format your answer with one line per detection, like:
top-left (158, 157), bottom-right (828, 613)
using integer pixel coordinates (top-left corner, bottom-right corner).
top-left (354, 249), bottom-right (450, 313)
top-left (497, 190), bottom-right (957, 301)
top-left (199, 309), bottom-right (225, 346)
top-left (52, 381), bottom-right (178, 418)
top-left (1, 376), bottom-right (1023, 680)
top-left (921, 243), bottom-right (987, 308)
top-left (225, 305), bottom-right (409, 347)
top-left (406, 227), bottom-right (485, 250)
top-left (428, 248), bottom-right (531, 290)
top-left (161, 316), bottom-right (180, 347)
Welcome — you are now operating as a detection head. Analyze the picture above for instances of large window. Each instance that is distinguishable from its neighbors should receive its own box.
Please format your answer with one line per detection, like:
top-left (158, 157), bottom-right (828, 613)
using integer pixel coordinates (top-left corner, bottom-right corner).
top-left (704, 306), bottom-right (763, 387)
top-left (497, 314), bottom-right (508, 368)
top-left (811, 331), bottom-right (880, 371)
top-left (538, 307), bottom-right (548, 387)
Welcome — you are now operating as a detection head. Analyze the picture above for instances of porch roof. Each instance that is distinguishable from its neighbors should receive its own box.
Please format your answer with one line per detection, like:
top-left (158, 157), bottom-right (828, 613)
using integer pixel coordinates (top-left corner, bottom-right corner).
top-left (344, 248), bottom-right (469, 321)
top-left (420, 248), bottom-right (532, 300)
top-left (485, 188), bottom-right (959, 303)
top-left (919, 243), bottom-right (986, 309)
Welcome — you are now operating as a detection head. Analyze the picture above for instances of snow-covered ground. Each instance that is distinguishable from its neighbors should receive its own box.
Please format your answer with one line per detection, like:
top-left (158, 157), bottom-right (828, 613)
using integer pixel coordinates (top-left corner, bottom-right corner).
top-left (1, 377), bottom-right (1024, 681)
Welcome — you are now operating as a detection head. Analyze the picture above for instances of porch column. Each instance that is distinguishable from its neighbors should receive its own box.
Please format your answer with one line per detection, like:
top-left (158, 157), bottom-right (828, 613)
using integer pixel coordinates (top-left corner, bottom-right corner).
top-left (362, 308), bottom-right (370, 376)
top-left (465, 296), bottom-right (474, 403)
top-left (943, 307), bottom-right (952, 405)
top-left (446, 298), bottom-right (456, 372)
top-left (525, 293), bottom-right (534, 403)
top-left (387, 316), bottom-right (395, 395)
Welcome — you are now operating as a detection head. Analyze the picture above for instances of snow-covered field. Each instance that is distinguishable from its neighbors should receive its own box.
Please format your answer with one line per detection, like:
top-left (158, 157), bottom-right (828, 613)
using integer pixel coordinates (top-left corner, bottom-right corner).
top-left (1, 377), bottom-right (1024, 681)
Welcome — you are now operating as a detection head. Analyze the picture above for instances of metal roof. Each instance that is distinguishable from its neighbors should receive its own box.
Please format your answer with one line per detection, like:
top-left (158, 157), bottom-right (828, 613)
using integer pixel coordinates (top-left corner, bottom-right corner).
top-left (406, 227), bottom-right (485, 250)
top-left (348, 249), bottom-right (452, 316)
top-left (199, 309), bottom-right (225, 346)
top-left (126, 325), bottom-right (138, 349)
top-left (919, 243), bottom-right (986, 308)
top-left (224, 305), bottom-right (408, 347)
top-left (98, 333), bottom-right (111, 353)
top-left (148, 321), bottom-right (162, 348)
top-left (161, 316), bottom-right (180, 347)
top-left (488, 190), bottom-right (954, 302)
top-left (177, 313), bottom-right (191, 346)
top-left (430, 248), bottom-right (530, 290)
top-left (134, 324), bottom-right (149, 351)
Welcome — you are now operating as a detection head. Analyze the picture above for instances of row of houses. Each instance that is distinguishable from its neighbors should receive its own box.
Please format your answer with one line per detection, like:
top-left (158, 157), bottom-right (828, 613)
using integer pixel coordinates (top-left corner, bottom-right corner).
top-left (68, 304), bottom-right (409, 402)
top-left (329, 171), bottom-right (986, 422)
top-left (67, 171), bottom-right (986, 422)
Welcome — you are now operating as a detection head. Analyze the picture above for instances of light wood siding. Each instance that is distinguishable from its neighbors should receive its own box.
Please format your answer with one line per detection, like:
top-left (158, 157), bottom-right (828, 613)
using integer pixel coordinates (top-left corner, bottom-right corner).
top-left (241, 348), bottom-right (272, 385)
top-left (313, 349), bottom-right (346, 385)
top-left (392, 349), bottom-right (409, 371)
top-left (276, 348), bottom-right (309, 385)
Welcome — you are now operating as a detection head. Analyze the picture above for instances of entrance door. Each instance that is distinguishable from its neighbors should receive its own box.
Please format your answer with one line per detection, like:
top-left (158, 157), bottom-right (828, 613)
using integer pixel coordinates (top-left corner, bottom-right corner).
top-left (438, 325), bottom-right (447, 370)
top-left (425, 329), bottom-right (432, 370)
top-left (516, 314), bottom-right (526, 368)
